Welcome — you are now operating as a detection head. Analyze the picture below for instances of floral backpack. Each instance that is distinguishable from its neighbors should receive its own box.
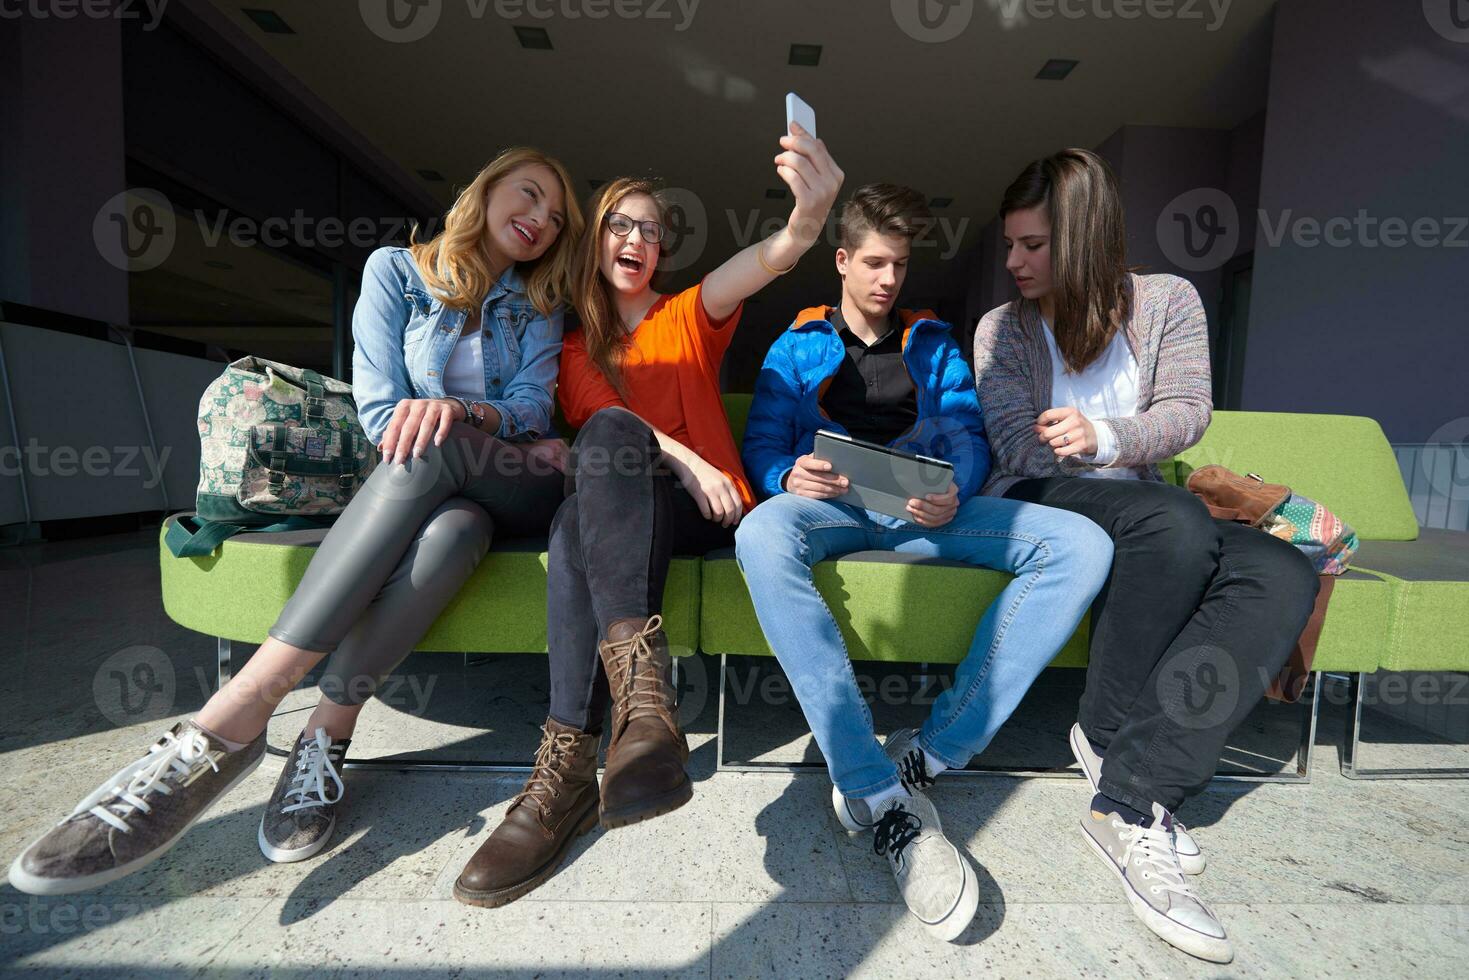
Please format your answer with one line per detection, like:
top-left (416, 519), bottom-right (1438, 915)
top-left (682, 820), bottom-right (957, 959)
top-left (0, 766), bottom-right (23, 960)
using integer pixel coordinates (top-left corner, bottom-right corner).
top-left (164, 356), bottom-right (377, 558)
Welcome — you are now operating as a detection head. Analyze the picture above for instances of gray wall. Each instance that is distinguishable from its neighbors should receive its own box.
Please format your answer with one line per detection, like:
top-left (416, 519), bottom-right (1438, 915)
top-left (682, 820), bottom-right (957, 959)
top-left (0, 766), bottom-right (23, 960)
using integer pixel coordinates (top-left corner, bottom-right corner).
top-left (957, 117), bottom-right (1266, 340)
top-left (0, 324), bottom-right (218, 524)
top-left (0, 16), bottom-right (128, 325)
top-left (1244, 0), bottom-right (1469, 441)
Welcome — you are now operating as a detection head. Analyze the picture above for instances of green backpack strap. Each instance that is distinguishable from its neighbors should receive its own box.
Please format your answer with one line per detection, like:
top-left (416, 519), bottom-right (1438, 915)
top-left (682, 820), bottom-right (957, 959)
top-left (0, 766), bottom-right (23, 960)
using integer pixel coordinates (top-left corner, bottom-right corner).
top-left (164, 514), bottom-right (332, 558)
top-left (301, 369), bottom-right (327, 421)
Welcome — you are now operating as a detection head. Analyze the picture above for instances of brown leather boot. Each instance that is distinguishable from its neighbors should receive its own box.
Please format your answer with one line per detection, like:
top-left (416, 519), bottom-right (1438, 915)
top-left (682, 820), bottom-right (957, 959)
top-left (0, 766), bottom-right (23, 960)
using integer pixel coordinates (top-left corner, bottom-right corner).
top-left (453, 718), bottom-right (599, 907)
top-left (597, 613), bottom-right (693, 828)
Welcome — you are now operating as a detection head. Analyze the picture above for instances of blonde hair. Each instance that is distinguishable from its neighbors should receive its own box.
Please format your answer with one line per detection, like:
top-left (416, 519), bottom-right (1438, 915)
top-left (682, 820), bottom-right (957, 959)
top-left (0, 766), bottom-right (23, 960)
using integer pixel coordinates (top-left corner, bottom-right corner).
top-left (410, 147), bottom-right (583, 318)
top-left (571, 177), bottom-right (669, 394)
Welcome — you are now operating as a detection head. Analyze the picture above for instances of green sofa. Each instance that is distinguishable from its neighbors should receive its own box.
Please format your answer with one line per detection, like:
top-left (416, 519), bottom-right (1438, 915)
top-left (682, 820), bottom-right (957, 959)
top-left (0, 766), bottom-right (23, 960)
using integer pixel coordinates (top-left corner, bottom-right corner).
top-left (158, 395), bottom-right (1469, 778)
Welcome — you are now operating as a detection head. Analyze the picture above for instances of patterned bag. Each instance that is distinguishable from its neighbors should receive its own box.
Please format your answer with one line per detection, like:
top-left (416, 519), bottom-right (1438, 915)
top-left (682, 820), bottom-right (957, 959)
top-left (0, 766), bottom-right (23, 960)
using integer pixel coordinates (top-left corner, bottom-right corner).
top-left (1184, 465), bottom-right (1358, 702)
top-left (165, 356), bottom-right (377, 558)
top-left (1184, 465), bottom-right (1359, 573)
top-left (1258, 496), bottom-right (1359, 575)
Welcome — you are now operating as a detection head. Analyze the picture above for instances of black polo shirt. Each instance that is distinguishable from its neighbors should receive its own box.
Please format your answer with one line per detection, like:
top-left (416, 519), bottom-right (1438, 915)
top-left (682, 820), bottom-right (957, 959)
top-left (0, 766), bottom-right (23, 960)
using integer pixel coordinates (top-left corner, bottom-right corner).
top-left (819, 307), bottom-right (917, 446)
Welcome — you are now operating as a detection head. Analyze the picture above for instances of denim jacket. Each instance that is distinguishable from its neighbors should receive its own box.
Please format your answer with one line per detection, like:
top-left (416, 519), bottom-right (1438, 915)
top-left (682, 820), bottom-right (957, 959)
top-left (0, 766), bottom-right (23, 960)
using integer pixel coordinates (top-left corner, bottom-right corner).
top-left (351, 246), bottom-right (563, 445)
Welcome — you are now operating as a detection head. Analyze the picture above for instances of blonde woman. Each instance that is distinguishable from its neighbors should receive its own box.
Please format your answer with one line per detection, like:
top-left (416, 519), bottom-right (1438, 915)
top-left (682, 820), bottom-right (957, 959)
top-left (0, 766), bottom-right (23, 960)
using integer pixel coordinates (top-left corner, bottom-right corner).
top-left (10, 147), bottom-right (584, 895)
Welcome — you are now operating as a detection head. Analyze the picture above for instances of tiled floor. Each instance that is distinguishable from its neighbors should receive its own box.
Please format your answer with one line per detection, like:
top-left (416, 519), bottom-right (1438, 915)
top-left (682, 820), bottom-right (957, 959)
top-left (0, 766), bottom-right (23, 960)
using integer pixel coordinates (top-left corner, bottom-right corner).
top-left (2, 528), bottom-right (1467, 978)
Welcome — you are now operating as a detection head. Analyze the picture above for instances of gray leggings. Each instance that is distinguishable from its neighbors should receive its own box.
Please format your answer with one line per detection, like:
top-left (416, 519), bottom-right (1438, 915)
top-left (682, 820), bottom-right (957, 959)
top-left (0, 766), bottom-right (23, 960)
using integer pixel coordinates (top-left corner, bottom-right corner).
top-left (268, 422), bottom-right (564, 706)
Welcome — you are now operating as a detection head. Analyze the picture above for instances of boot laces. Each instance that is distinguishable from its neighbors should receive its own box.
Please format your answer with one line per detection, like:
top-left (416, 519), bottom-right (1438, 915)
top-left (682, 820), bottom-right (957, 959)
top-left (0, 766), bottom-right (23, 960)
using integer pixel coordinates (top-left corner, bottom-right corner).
top-left (511, 726), bottom-right (584, 817)
top-left (603, 615), bottom-right (673, 724)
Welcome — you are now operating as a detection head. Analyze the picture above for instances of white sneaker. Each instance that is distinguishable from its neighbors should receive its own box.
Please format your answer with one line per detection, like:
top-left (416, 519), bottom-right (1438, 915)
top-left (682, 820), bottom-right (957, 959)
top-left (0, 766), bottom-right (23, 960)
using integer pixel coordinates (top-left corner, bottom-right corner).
top-left (1069, 723), bottom-right (1205, 874)
top-left (1081, 801), bottom-right (1233, 963)
top-left (833, 728), bottom-right (936, 834)
top-left (872, 791), bottom-right (979, 943)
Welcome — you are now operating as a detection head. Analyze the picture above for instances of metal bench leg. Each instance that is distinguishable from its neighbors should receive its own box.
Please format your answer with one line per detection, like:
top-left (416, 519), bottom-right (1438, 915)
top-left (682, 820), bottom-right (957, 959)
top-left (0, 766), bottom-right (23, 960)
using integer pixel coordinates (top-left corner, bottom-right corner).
top-left (217, 637), bottom-right (232, 688)
top-left (716, 653), bottom-right (728, 773)
top-left (1341, 671), bottom-right (1469, 779)
top-left (713, 656), bottom-right (1318, 782)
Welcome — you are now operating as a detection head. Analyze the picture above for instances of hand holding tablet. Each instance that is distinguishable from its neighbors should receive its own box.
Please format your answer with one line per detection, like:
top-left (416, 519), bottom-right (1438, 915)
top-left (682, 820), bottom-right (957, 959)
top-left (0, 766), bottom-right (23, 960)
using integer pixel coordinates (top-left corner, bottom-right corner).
top-left (802, 430), bottom-right (958, 526)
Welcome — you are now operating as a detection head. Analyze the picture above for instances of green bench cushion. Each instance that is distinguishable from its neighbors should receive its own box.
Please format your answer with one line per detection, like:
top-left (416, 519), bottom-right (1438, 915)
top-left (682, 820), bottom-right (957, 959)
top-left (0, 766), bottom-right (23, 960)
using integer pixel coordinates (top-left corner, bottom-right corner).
top-left (158, 516), bottom-right (702, 656)
top-left (1312, 569), bottom-right (1397, 673)
top-left (161, 400), bottom-right (1428, 677)
top-left (1352, 529), bottom-right (1469, 672)
top-left (700, 547), bottom-right (1092, 667)
top-left (1174, 411), bottom-right (1420, 541)
top-left (701, 547), bottom-right (1389, 673)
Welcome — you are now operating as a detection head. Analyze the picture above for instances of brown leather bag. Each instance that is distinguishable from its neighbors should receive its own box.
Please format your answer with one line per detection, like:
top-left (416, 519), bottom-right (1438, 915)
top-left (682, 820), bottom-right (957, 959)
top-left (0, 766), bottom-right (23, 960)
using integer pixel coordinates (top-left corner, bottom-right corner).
top-left (1184, 465), bottom-right (1290, 525)
top-left (1184, 464), bottom-right (1333, 703)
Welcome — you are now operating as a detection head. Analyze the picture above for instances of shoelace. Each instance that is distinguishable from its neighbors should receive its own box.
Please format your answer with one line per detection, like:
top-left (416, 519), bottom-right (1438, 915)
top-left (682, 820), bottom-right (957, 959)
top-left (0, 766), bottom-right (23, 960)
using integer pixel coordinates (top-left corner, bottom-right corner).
top-left (511, 727), bottom-right (581, 816)
top-left (280, 728), bottom-right (345, 815)
top-left (873, 804), bottom-right (922, 869)
top-left (602, 615), bottom-right (671, 723)
top-left (1118, 819), bottom-right (1198, 903)
top-left (896, 745), bottom-right (935, 791)
top-left (76, 729), bottom-right (219, 833)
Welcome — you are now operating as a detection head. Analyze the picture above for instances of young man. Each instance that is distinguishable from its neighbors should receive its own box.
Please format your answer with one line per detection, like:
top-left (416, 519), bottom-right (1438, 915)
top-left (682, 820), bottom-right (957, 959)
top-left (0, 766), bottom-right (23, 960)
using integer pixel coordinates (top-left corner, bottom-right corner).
top-left (734, 184), bottom-right (1114, 942)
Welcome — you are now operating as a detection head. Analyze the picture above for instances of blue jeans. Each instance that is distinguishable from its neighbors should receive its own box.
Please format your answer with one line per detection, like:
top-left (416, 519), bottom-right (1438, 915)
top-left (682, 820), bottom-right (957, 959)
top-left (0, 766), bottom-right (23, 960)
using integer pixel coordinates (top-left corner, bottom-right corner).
top-left (733, 493), bottom-right (1114, 798)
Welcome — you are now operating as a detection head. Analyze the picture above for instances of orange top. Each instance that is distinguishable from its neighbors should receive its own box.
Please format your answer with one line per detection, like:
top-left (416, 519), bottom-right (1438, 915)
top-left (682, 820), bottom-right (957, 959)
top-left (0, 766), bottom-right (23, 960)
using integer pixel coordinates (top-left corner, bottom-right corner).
top-left (558, 281), bottom-right (754, 510)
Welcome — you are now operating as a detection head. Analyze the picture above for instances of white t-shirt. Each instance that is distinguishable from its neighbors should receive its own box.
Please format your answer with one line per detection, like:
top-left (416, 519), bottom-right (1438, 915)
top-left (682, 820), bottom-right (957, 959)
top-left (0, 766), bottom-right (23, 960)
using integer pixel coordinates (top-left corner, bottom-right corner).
top-left (1041, 318), bottom-right (1141, 481)
top-left (443, 329), bottom-right (487, 400)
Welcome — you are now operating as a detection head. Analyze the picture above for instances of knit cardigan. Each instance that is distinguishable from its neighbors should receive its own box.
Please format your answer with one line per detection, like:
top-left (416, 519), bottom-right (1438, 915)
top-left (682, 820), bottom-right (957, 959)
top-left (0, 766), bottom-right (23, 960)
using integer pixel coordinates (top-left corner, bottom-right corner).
top-left (973, 272), bottom-right (1213, 497)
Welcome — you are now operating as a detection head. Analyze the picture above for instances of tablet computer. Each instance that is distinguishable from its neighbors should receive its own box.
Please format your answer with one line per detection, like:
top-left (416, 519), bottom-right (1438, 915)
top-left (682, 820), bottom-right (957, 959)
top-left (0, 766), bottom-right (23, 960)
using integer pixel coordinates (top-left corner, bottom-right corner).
top-left (812, 429), bottom-right (954, 522)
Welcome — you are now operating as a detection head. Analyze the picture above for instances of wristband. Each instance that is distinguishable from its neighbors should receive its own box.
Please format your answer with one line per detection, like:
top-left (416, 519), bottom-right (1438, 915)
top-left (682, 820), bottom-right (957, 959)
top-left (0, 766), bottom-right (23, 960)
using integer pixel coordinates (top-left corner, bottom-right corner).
top-left (758, 240), bottom-right (797, 276)
top-left (452, 396), bottom-right (475, 425)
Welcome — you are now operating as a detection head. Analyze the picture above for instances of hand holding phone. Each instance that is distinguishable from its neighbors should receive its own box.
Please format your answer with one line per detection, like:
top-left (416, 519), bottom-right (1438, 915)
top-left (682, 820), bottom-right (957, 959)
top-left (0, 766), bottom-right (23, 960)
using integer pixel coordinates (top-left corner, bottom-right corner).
top-left (775, 93), bottom-right (841, 245)
top-left (785, 91), bottom-right (816, 138)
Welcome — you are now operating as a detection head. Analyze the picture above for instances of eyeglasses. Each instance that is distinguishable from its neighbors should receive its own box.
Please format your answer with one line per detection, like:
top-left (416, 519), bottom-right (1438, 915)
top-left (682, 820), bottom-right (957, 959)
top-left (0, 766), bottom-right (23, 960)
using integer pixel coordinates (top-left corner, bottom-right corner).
top-left (605, 211), bottom-right (665, 244)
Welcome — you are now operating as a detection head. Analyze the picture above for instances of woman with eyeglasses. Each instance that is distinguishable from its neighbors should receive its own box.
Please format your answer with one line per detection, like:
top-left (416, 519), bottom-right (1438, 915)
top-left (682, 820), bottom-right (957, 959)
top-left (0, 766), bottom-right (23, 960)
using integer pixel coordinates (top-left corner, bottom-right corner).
top-left (452, 124), bottom-right (844, 908)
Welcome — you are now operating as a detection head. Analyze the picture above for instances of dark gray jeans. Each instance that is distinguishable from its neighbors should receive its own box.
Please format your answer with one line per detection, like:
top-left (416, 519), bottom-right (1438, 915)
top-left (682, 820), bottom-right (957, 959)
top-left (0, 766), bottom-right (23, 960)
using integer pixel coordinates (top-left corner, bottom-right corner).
top-left (546, 408), bottom-right (735, 733)
top-left (1004, 477), bottom-right (1320, 810)
top-left (269, 423), bottom-right (563, 706)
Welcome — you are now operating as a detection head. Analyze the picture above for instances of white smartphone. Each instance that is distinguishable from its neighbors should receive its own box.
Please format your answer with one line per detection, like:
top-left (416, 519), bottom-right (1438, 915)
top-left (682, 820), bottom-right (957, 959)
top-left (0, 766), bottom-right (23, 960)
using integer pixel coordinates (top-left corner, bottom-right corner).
top-left (785, 91), bottom-right (816, 139)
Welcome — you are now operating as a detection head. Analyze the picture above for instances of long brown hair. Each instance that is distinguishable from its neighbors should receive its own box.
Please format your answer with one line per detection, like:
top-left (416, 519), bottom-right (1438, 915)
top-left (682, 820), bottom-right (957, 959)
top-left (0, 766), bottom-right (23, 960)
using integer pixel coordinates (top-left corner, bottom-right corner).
top-left (1000, 148), bottom-right (1132, 373)
top-left (571, 177), bottom-right (670, 393)
top-left (409, 146), bottom-right (584, 318)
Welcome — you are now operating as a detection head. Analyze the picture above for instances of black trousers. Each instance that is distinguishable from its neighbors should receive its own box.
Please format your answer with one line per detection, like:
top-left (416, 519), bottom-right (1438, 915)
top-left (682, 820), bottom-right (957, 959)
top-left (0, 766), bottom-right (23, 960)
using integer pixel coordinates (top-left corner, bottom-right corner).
top-left (546, 408), bottom-right (735, 733)
top-left (1004, 477), bottom-right (1320, 811)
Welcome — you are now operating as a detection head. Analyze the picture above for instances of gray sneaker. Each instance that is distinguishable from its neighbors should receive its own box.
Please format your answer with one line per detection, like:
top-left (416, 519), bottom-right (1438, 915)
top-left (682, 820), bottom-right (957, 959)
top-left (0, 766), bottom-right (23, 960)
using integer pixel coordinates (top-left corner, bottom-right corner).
top-left (8, 720), bottom-right (265, 895)
top-left (833, 728), bottom-right (937, 833)
top-left (872, 790), bottom-right (979, 942)
top-left (1069, 723), bottom-right (1205, 874)
top-left (1081, 801), bottom-right (1233, 963)
top-left (258, 727), bottom-right (349, 863)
